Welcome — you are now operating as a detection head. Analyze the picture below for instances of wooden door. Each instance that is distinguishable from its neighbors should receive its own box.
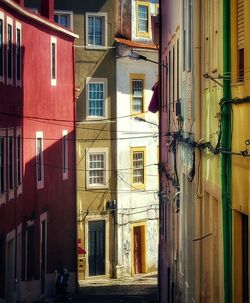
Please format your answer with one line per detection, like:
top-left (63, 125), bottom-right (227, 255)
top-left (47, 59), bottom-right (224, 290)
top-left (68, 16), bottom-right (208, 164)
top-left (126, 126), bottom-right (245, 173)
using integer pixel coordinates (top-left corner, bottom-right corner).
top-left (133, 226), bottom-right (142, 274)
top-left (88, 220), bottom-right (105, 276)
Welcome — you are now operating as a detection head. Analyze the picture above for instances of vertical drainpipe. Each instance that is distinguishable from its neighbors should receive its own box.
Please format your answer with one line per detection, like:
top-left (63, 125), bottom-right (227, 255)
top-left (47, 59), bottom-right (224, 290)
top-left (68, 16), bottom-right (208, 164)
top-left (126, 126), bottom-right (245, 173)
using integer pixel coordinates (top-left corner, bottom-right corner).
top-left (72, 41), bottom-right (78, 294)
top-left (158, 0), bottom-right (162, 302)
top-left (222, 0), bottom-right (232, 302)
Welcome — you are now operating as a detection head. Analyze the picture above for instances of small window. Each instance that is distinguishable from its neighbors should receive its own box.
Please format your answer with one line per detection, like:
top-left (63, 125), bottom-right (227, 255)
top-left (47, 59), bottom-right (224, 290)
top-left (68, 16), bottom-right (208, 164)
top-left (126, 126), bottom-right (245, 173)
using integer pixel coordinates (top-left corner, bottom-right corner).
top-left (8, 134), bottom-right (14, 190)
top-left (86, 12), bottom-right (107, 49)
top-left (36, 132), bottom-right (44, 189)
top-left (136, 2), bottom-right (150, 37)
top-left (7, 17), bottom-right (13, 84)
top-left (0, 12), bottom-right (4, 81)
top-left (54, 11), bottom-right (73, 30)
top-left (238, 48), bottom-right (244, 82)
top-left (0, 133), bottom-right (6, 194)
top-left (16, 22), bottom-right (22, 85)
top-left (16, 130), bottom-right (22, 185)
top-left (86, 78), bottom-right (107, 119)
top-left (62, 130), bottom-right (68, 180)
top-left (130, 74), bottom-right (145, 114)
top-left (131, 148), bottom-right (146, 188)
top-left (50, 37), bottom-right (57, 86)
top-left (86, 148), bottom-right (108, 188)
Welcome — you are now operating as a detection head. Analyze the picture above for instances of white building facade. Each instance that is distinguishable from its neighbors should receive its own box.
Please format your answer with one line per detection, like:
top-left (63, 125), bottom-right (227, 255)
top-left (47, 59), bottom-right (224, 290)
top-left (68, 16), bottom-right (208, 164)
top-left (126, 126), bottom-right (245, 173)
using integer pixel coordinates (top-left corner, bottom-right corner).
top-left (115, 41), bottom-right (159, 277)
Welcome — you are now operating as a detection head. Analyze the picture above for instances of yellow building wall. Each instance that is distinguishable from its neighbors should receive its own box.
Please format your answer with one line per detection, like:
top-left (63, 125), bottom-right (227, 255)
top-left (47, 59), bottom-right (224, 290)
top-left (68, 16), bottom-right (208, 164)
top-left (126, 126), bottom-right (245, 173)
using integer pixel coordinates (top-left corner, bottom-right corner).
top-left (231, 0), bottom-right (250, 301)
top-left (198, 0), bottom-right (224, 301)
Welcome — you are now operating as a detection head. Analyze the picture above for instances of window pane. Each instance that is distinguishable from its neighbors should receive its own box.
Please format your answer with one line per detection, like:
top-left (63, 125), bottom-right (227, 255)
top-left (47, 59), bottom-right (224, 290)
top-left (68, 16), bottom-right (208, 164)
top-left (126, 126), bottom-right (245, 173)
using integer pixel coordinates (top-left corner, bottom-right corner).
top-left (17, 135), bottom-right (21, 184)
top-left (51, 42), bottom-right (56, 80)
top-left (0, 20), bottom-right (3, 77)
top-left (36, 138), bottom-right (42, 182)
top-left (88, 16), bottom-right (104, 46)
top-left (0, 137), bottom-right (5, 193)
top-left (132, 80), bottom-right (143, 113)
top-left (133, 151), bottom-right (144, 184)
top-left (88, 82), bottom-right (104, 116)
top-left (9, 137), bottom-right (14, 189)
top-left (89, 153), bottom-right (105, 185)
top-left (7, 24), bottom-right (12, 79)
top-left (16, 29), bottom-right (21, 81)
top-left (138, 5), bottom-right (148, 33)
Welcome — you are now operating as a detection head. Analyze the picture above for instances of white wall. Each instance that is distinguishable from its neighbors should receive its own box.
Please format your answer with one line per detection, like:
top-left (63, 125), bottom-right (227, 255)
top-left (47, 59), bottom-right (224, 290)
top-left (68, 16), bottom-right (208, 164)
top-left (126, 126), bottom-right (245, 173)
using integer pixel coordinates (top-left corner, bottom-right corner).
top-left (116, 48), bottom-right (159, 276)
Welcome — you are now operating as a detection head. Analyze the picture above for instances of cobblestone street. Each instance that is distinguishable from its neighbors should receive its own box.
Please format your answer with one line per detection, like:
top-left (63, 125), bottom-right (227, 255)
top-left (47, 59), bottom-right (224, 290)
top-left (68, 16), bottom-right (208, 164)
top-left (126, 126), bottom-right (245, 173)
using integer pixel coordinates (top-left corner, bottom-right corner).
top-left (70, 273), bottom-right (158, 303)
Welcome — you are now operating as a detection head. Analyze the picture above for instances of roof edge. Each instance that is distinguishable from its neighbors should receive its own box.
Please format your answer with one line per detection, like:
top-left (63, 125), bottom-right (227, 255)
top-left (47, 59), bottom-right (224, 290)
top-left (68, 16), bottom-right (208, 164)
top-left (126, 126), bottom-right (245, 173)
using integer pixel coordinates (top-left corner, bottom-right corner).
top-left (2, 0), bottom-right (79, 39)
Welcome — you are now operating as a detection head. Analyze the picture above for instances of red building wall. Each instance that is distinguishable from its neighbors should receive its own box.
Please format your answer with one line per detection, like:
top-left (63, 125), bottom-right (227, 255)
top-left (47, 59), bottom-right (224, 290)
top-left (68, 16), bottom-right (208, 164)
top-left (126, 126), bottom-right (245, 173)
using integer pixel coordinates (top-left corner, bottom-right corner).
top-left (0, 1), bottom-right (77, 300)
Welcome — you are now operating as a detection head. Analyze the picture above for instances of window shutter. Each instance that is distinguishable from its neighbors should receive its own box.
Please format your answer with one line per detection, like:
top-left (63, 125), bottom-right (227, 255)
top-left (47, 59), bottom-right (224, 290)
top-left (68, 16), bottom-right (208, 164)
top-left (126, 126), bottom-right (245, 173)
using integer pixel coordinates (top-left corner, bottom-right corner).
top-left (237, 0), bottom-right (244, 48)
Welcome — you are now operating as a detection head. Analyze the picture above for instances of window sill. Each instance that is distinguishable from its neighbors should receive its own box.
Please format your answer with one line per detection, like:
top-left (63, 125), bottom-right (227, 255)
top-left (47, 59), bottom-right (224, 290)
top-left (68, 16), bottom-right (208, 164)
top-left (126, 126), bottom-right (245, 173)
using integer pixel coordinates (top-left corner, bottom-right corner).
top-left (85, 45), bottom-right (108, 51)
top-left (86, 184), bottom-right (108, 190)
top-left (231, 81), bottom-right (244, 87)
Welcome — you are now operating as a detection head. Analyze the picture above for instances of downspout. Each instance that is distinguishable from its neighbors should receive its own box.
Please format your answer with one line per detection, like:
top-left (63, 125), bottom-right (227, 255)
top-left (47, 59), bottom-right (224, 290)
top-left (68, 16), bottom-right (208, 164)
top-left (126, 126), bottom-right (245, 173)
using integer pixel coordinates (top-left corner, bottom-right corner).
top-left (72, 41), bottom-right (78, 295)
top-left (158, 0), bottom-right (162, 302)
top-left (221, 0), bottom-right (232, 302)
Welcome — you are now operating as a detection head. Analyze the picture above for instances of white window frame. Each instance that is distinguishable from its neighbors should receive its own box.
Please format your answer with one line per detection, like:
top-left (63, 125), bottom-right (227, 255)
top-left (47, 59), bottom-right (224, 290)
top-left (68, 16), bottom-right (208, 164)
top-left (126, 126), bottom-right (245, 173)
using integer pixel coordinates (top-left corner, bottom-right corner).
top-left (16, 128), bottom-right (22, 195)
top-left (62, 130), bottom-right (68, 180)
top-left (36, 132), bottom-right (44, 190)
top-left (54, 10), bottom-right (73, 30)
top-left (85, 12), bottom-right (108, 50)
top-left (50, 36), bottom-right (57, 86)
top-left (8, 129), bottom-right (14, 200)
top-left (7, 16), bottom-right (13, 85)
top-left (0, 130), bottom-right (6, 205)
top-left (16, 21), bottom-right (22, 86)
top-left (0, 11), bottom-right (4, 83)
top-left (86, 148), bottom-right (109, 189)
top-left (86, 77), bottom-right (108, 120)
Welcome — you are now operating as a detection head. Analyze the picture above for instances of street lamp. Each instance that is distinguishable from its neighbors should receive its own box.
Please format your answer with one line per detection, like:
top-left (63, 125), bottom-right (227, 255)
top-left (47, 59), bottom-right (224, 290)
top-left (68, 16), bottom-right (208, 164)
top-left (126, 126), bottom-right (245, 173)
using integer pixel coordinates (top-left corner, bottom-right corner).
top-left (134, 116), bottom-right (159, 127)
top-left (129, 50), bottom-right (168, 69)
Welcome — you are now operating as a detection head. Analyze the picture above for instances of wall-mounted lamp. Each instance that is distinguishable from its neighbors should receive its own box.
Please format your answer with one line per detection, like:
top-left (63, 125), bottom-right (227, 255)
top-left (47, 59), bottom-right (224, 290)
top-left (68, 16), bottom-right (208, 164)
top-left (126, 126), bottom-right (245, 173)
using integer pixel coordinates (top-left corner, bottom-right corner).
top-left (134, 116), bottom-right (159, 127)
top-left (129, 50), bottom-right (168, 69)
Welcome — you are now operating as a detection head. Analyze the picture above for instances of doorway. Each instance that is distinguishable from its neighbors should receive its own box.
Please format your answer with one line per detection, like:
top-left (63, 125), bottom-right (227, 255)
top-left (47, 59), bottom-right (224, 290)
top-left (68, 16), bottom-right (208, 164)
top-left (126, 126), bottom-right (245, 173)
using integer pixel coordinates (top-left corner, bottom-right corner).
top-left (40, 220), bottom-right (47, 295)
top-left (133, 225), bottom-right (146, 274)
top-left (6, 238), bottom-right (15, 303)
top-left (88, 220), bottom-right (105, 276)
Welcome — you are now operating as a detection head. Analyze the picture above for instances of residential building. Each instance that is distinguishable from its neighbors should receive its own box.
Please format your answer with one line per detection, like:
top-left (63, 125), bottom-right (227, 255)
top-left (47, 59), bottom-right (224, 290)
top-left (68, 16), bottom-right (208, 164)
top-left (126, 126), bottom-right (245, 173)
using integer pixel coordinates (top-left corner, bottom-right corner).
top-left (231, 0), bottom-right (250, 301)
top-left (0, 0), bottom-right (77, 301)
top-left (115, 0), bottom-right (159, 278)
top-left (25, 0), bottom-right (118, 280)
top-left (159, 0), bottom-right (225, 302)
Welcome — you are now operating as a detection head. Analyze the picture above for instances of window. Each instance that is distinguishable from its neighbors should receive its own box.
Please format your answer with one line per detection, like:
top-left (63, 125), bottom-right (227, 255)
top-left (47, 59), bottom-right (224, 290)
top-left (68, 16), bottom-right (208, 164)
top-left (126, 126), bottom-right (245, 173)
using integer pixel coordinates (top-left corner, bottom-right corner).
top-left (7, 17), bottom-right (13, 84)
top-left (16, 22), bottom-right (22, 85)
top-left (54, 11), bottom-right (73, 30)
top-left (50, 37), bottom-right (57, 86)
top-left (237, 0), bottom-right (244, 82)
top-left (131, 147), bottom-right (146, 188)
top-left (136, 2), bottom-right (150, 37)
top-left (0, 12), bottom-right (4, 81)
top-left (8, 133), bottom-right (14, 190)
top-left (62, 130), bottom-right (68, 180)
top-left (130, 74), bottom-right (144, 114)
top-left (36, 132), bottom-right (44, 189)
top-left (0, 133), bottom-right (6, 195)
top-left (86, 78), bottom-right (107, 119)
top-left (86, 12), bottom-right (107, 49)
top-left (16, 129), bottom-right (22, 186)
top-left (86, 148), bottom-right (108, 188)
top-left (183, 0), bottom-right (191, 71)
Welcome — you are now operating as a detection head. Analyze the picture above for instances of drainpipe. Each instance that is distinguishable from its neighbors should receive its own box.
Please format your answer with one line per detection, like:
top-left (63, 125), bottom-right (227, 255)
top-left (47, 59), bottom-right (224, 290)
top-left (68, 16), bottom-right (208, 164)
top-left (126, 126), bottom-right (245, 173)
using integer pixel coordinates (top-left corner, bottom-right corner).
top-left (157, 0), bottom-right (162, 301)
top-left (221, 0), bottom-right (232, 302)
